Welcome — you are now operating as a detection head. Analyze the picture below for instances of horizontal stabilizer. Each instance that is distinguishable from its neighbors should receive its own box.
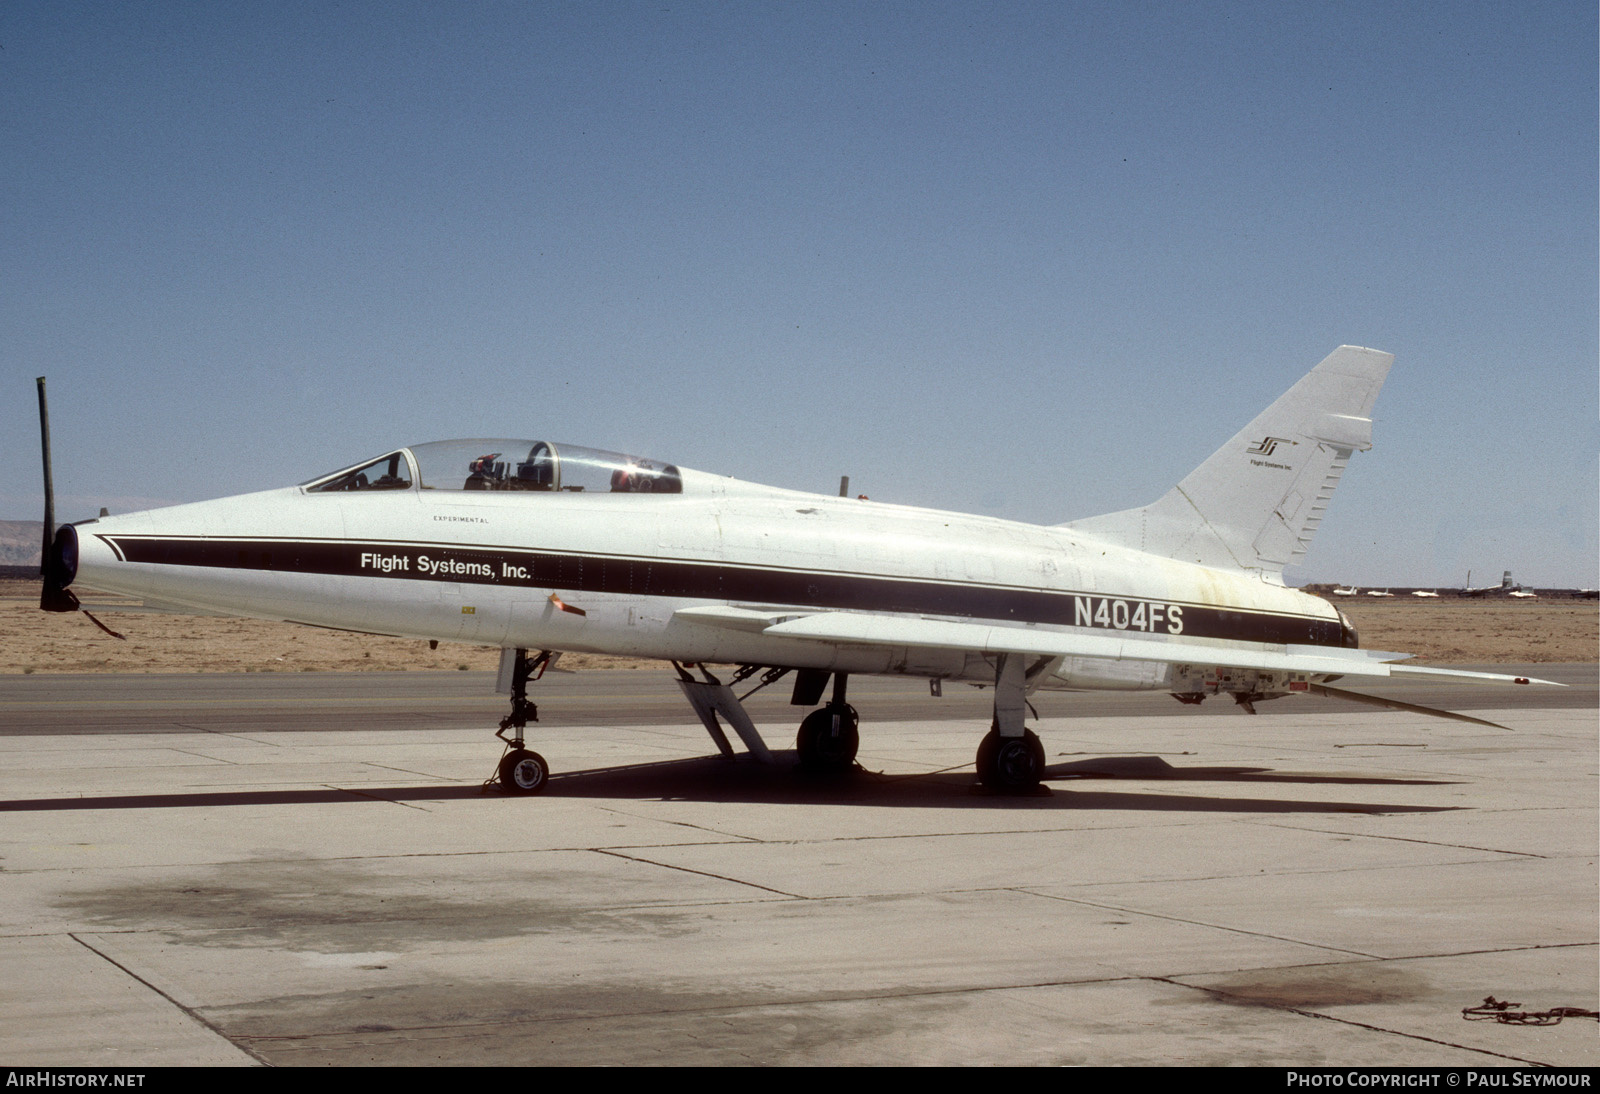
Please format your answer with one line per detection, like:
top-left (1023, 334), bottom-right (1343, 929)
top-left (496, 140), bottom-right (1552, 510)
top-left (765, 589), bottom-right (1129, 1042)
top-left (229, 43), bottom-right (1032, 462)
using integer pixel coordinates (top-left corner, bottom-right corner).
top-left (1384, 663), bottom-right (1561, 686)
top-left (1310, 684), bottom-right (1511, 730)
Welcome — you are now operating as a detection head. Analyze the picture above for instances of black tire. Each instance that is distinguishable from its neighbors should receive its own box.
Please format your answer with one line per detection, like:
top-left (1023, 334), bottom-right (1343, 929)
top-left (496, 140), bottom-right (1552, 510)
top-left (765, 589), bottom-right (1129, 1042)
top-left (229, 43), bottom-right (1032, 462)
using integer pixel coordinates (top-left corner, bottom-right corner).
top-left (796, 704), bottom-right (859, 771)
top-left (499, 748), bottom-right (549, 794)
top-left (976, 729), bottom-right (1045, 792)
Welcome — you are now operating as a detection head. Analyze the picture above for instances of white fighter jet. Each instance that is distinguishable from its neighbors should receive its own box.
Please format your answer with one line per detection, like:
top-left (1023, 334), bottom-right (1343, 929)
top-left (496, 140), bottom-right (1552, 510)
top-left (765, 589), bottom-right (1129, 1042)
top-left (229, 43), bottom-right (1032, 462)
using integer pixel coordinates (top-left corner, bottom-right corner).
top-left (35, 346), bottom-right (1557, 794)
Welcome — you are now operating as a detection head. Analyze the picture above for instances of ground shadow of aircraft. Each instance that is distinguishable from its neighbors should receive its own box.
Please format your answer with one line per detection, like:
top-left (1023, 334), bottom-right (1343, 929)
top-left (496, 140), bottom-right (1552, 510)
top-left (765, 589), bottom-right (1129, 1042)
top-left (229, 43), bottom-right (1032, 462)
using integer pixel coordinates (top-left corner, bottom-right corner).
top-left (0, 751), bottom-right (1457, 817)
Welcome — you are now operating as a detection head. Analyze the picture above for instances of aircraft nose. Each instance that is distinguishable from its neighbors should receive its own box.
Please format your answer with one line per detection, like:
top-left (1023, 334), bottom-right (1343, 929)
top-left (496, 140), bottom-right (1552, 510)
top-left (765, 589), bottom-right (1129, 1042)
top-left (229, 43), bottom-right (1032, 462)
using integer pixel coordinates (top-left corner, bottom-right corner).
top-left (68, 521), bottom-right (146, 600)
top-left (39, 523), bottom-right (79, 612)
top-left (48, 524), bottom-right (78, 584)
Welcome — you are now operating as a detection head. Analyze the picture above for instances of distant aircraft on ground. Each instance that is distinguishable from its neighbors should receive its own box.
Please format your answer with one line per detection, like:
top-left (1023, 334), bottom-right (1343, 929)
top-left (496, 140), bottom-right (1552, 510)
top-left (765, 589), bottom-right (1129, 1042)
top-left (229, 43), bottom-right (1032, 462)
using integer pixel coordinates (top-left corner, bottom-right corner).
top-left (1332, 586), bottom-right (1359, 597)
top-left (34, 347), bottom-right (1559, 795)
top-left (1464, 571), bottom-right (1515, 597)
top-left (1411, 590), bottom-right (1440, 598)
top-left (1463, 571), bottom-right (1540, 599)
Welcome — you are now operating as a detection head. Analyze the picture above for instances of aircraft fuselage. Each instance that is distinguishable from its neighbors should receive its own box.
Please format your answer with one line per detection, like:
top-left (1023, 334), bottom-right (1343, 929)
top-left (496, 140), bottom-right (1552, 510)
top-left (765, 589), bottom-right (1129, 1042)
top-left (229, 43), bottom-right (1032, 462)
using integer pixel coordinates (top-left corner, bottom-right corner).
top-left (67, 468), bottom-right (1347, 694)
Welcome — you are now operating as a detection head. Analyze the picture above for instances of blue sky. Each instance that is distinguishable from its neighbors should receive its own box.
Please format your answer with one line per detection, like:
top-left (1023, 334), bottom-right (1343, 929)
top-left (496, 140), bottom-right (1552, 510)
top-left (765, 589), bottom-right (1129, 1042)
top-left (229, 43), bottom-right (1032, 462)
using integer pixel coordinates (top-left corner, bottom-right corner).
top-left (5, 1), bottom-right (1596, 586)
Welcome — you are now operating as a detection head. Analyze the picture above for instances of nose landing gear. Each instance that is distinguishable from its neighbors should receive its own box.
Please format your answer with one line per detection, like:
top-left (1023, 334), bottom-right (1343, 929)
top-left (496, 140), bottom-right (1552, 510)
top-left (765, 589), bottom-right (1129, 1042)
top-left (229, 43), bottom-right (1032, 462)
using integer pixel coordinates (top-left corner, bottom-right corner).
top-left (491, 648), bottom-right (554, 795)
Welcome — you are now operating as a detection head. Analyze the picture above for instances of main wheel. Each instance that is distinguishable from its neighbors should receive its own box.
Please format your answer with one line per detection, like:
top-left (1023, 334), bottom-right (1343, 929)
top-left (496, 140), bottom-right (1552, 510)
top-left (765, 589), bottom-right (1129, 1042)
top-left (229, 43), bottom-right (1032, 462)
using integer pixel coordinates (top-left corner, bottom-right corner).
top-left (796, 704), bottom-right (860, 771)
top-left (976, 729), bottom-right (1046, 792)
top-left (498, 748), bottom-right (549, 794)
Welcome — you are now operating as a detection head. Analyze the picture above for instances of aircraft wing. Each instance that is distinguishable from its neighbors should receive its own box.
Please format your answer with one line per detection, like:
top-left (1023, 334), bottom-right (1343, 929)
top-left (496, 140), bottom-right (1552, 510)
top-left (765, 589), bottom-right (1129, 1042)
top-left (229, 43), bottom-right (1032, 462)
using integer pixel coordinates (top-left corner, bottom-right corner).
top-left (673, 606), bottom-right (1563, 687)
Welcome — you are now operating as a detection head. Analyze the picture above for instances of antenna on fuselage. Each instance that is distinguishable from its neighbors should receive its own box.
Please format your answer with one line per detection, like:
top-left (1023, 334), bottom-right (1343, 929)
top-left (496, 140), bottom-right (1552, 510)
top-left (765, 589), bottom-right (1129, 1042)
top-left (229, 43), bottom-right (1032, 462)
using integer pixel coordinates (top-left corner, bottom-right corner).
top-left (839, 476), bottom-right (849, 497)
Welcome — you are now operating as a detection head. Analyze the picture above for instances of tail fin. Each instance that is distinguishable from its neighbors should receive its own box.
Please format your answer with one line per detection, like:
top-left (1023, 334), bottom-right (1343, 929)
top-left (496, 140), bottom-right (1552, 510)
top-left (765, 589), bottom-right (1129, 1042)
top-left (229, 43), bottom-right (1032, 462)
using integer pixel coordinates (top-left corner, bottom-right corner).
top-left (1063, 345), bottom-right (1394, 579)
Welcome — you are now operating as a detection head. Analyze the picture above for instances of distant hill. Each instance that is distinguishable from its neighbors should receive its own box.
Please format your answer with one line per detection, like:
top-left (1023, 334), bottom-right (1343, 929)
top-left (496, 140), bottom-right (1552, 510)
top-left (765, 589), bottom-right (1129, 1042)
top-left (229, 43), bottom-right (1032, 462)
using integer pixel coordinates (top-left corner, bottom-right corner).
top-left (0, 521), bottom-right (44, 568)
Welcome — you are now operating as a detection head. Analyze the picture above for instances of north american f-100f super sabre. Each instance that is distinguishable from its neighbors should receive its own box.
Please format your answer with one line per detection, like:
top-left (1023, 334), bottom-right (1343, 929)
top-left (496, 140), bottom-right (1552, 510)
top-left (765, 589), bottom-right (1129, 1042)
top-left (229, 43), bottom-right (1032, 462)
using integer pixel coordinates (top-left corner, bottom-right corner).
top-left (35, 346), bottom-right (1559, 794)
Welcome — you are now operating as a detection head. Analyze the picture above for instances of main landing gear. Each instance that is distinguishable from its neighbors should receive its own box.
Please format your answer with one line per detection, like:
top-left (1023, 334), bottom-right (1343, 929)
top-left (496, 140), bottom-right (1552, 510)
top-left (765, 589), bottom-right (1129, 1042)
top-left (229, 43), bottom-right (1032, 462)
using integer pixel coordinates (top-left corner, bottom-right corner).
top-left (795, 705), bottom-right (859, 770)
top-left (677, 658), bottom-right (1045, 790)
top-left (675, 663), bottom-right (861, 772)
top-left (975, 727), bottom-right (1046, 792)
top-left (795, 672), bottom-right (859, 773)
top-left (974, 652), bottom-right (1051, 794)
top-left (492, 648), bottom-right (553, 795)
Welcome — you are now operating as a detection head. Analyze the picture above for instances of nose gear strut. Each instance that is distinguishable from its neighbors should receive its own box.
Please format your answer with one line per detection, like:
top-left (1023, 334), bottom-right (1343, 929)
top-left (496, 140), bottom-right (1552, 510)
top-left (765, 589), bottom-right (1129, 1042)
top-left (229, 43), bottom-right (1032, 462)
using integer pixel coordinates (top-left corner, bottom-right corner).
top-left (490, 648), bottom-right (553, 794)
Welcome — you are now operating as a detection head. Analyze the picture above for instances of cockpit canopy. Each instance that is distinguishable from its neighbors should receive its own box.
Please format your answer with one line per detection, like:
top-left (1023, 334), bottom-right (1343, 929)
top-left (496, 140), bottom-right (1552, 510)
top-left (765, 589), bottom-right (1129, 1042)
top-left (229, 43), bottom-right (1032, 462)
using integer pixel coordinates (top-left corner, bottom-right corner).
top-left (304, 440), bottom-right (683, 496)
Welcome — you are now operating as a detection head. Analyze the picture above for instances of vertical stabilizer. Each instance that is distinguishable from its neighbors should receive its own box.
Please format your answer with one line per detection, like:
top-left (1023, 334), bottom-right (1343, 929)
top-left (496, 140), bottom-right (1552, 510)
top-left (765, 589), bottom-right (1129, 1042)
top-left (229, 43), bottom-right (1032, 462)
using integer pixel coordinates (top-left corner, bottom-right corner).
top-left (1063, 345), bottom-right (1393, 579)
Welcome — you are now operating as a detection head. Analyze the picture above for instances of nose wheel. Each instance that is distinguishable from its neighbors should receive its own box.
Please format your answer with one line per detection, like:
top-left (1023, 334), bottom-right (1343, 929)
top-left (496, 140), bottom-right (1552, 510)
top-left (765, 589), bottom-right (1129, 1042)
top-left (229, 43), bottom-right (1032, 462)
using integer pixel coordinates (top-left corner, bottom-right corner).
top-left (498, 748), bottom-right (549, 794)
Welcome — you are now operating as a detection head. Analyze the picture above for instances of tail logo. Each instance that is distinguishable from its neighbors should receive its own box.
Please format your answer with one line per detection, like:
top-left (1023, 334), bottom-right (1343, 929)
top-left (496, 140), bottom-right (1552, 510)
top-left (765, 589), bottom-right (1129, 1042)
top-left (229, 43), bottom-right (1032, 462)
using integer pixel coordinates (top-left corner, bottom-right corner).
top-left (1246, 436), bottom-right (1298, 457)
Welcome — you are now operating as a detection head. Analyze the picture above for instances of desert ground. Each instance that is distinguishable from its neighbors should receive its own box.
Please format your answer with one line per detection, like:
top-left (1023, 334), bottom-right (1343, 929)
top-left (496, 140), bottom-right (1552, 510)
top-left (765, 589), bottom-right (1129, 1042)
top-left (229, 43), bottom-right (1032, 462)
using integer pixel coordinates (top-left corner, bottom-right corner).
top-left (1, 578), bottom-right (1592, 673)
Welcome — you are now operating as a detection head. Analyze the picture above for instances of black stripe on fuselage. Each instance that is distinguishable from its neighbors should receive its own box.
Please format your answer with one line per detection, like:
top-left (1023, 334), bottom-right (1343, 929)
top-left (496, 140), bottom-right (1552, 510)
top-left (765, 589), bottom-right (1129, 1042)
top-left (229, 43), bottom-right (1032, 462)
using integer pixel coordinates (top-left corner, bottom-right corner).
top-left (96, 534), bottom-right (1350, 647)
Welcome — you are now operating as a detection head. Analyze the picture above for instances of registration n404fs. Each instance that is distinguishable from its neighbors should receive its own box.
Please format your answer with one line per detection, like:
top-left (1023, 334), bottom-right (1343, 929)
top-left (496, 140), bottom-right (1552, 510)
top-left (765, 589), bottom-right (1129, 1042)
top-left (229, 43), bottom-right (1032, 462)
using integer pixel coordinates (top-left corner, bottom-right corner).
top-left (36, 346), bottom-right (1557, 794)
